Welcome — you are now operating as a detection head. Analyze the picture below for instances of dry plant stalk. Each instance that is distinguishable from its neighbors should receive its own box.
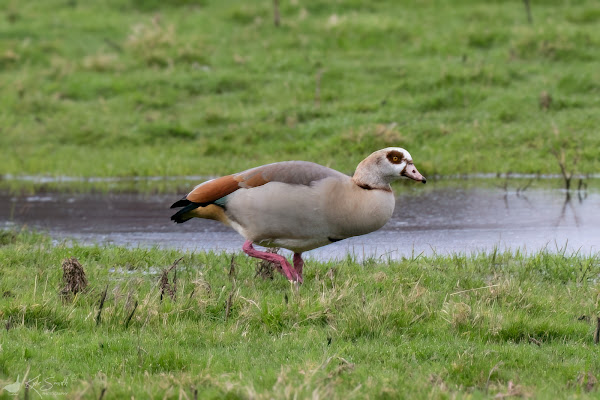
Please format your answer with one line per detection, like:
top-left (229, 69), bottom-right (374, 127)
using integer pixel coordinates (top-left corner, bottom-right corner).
top-left (229, 255), bottom-right (236, 280)
top-left (315, 69), bottom-right (324, 107)
top-left (96, 285), bottom-right (108, 326)
top-left (125, 300), bottom-right (139, 329)
top-left (225, 292), bottom-right (234, 321)
top-left (160, 257), bottom-right (182, 302)
top-left (326, 267), bottom-right (337, 286)
top-left (273, 0), bottom-right (281, 27)
top-left (60, 257), bottom-right (88, 298)
top-left (523, 0), bottom-right (533, 24)
top-left (550, 127), bottom-right (580, 192)
top-left (551, 147), bottom-right (579, 191)
top-left (539, 91), bottom-right (552, 110)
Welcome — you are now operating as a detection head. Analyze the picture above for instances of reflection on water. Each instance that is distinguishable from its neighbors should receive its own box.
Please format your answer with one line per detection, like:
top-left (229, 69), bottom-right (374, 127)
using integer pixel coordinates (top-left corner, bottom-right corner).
top-left (1, 185), bottom-right (599, 260)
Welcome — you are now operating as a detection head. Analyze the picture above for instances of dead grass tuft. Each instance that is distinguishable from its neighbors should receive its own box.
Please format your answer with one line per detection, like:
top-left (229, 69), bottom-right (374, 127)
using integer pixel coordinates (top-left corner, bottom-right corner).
top-left (190, 276), bottom-right (211, 297)
top-left (0, 49), bottom-right (19, 67)
top-left (539, 91), bottom-right (552, 111)
top-left (125, 16), bottom-right (176, 67)
top-left (493, 380), bottom-right (532, 398)
top-left (575, 372), bottom-right (598, 392)
top-left (269, 357), bottom-right (357, 400)
top-left (428, 374), bottom-right (449, 392)
top-left (49, 56), bottom-right (76, 79)
top-left (60, 257), bottom-right (88, 298)
top-left (372, 271), bottom-right (387, 282)
top-left (127, 17), bottom-right (175, 49)
top-left (326, 357), bottom-right (355, 379)
top-left (123, 15), bottom-right (190, 67)
top-left (442, 301), bottom-right (472, 327)
top-left (82, 53), bottom-right (121, 72)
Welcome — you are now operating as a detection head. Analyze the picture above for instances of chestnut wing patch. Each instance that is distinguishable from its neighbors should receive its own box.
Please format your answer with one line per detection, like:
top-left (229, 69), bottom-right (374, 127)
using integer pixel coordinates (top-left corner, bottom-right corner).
top-left (186, 175), bottom-right (245, 205)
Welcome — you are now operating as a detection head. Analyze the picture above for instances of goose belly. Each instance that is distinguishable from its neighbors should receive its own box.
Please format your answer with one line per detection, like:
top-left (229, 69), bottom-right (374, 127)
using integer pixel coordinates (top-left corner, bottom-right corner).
top-left (225, 182), bottom-right (333, 247)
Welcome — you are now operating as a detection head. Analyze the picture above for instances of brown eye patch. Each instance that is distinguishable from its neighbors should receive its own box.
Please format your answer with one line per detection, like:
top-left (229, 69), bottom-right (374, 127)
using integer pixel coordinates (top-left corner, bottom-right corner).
top-left (386, 150), bottom-right (404, 164)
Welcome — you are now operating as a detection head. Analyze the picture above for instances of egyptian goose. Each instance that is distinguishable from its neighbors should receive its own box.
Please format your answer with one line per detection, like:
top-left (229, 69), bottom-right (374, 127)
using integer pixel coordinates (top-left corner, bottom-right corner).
top-left (170, 148), bottom-right (426, 283)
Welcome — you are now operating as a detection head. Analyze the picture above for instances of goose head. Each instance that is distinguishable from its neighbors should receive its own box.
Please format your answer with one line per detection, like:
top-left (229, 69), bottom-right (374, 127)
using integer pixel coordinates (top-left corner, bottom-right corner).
top-left (352, 147), bottom-right (426, 189)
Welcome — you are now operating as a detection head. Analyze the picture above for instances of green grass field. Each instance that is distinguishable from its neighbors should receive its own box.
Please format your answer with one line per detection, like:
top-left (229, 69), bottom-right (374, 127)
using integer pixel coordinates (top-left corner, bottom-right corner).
top-left (2, 1), bottom-right (600, 398)
top-left (1, 0), bottom-right (600, 181)
top-left (1, 230), bottom-right (600, 398)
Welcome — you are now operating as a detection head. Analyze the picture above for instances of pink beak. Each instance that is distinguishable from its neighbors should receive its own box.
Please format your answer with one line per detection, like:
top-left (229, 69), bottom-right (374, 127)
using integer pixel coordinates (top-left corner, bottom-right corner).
top-left (402, 163), bottom-right (427, 184)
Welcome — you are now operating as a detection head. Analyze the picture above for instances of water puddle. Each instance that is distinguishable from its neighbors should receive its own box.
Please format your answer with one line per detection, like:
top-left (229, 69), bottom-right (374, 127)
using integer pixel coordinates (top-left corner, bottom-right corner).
top-left (1, 187), bottom-right (599, 259)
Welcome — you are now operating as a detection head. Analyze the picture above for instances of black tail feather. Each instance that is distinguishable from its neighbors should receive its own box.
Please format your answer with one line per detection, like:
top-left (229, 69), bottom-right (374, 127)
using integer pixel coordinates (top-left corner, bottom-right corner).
top-left (170, 200), bottom-right (202, 223)
top-left (170, 198), bottom-right (192, 209)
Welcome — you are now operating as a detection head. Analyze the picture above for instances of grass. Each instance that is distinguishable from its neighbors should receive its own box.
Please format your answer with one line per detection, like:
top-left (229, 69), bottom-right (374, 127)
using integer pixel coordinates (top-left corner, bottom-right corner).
top-left (1, 0), bottom-right (600, 183)
top-left (1, 230), bottom-right (600, 398)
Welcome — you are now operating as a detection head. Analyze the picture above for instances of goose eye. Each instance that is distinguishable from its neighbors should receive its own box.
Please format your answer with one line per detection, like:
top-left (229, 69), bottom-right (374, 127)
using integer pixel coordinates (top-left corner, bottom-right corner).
top-left (392, 156), bottom-right (399, 162)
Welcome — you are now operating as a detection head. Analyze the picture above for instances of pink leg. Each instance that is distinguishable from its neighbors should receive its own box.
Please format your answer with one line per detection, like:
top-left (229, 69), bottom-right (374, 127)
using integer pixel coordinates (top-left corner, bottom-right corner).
top-left (293, 253), bottom-right (304, 281)
top-left (242, 241), bottom-right (300, 282)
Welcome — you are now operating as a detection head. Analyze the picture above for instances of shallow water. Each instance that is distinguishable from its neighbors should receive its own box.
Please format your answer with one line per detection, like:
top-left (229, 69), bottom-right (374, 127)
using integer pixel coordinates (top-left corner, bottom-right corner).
top-left (1, 187), bottom-right (599, 259)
